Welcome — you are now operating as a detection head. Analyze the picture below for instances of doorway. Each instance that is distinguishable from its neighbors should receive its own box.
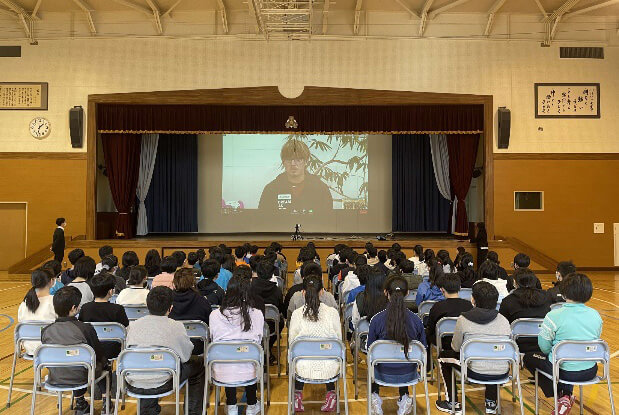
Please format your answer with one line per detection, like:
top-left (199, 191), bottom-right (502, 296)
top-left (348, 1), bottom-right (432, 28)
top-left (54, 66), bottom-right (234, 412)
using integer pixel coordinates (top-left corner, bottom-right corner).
top-left (0, 202), bottom-right (27, 270)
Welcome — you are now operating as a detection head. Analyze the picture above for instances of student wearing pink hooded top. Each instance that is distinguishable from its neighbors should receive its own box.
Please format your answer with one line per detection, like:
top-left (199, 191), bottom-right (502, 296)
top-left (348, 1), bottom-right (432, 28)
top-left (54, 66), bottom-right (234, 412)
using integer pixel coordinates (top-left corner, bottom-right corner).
top-left (209, 275), bottom-right (264, 415)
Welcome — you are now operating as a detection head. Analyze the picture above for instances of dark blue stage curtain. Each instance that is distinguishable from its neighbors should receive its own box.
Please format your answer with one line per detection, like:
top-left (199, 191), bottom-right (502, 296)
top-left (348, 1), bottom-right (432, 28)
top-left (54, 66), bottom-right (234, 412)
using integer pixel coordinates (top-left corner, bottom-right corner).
top-left (392, 134), bottom-right (451, 233)
top-left (145, 134), bottom-right (198, 233)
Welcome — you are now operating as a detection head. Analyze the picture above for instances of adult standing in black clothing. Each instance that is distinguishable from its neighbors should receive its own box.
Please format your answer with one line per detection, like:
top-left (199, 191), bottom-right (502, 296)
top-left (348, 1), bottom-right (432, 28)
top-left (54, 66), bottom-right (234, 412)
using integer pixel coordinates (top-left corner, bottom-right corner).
top-left (51, 217), bottom-right (66, 263)
top-left (470, 222), bottom-right (488, 269)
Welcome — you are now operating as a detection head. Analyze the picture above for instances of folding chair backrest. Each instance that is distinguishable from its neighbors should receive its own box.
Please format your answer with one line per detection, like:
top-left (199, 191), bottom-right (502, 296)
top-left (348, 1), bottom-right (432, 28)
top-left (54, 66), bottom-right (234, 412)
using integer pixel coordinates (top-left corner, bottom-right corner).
top-left (206, 341), bottom-right (264, 366)
top-left (459, 288), bottom-right (472, 301)
top-left (289, 337), bottom-right (346, 363)
top-left (460, 337), bottom-right (518, 367)
top-left (123, 305), bottom-right (150, 320)
top-left (15, 321), bottom-right (52, 344)
top-left (368, 340), bottom-right (426, 368)
top-left (265, 304), bottom-right (280, 323)
top-left (34, 344), bottom-right (96, 379)
top-left (275, 276), bottom-right (284, 290)
top-left (91, 322), bottom-right (127, 346)
top-left (146, 278), bottom-right (154, 289)
top-left (404, 290), bottom-right (417, 303)
top-left (343, 302), bottom-right (353, 321)
top-left (357, 318), bottom-right (370, 334)
top-left (211, 304), bottom-right (220, 311)
top-left (418, 301), bottom-right (437, 318)
top-left (109, 294), bottom-right (118, 304)
top-left (550, 302), bottom-right (565, 311)
top-left (180, 320), bottom-right (209, 342)
top-left (435, 317), bottom-right (458, 347)
top-left (510, 318), bottom-right (544, 341)
top-left (552, 340), bottom-right (610, 368)
top-left (117, 347), bottom-right (180, 376)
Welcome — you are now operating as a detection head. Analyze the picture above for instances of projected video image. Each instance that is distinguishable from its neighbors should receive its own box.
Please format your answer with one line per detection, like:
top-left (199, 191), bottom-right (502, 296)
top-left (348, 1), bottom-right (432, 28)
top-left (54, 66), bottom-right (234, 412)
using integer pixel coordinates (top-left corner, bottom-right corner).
top-left (222, 134), bottom-right (368, 214)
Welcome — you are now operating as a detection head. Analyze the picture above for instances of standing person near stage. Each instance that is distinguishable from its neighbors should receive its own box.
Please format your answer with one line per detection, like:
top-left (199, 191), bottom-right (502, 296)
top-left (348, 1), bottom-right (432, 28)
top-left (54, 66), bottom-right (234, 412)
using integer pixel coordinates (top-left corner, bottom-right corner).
top-left (51, 217), bottom-right (66, 263)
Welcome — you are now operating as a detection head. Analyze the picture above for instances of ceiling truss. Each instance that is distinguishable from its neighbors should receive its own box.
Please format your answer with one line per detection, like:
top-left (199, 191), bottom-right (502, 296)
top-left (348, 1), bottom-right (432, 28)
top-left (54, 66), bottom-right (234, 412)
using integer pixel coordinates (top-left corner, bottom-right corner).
top-left (71, 0), bottom-right (96, 35)
top-left (252, 0), bottom-right (315, 39)
top-left (542, 0), bottom-right (582, 45)
top-left (0, 0), bottom-right (35, 43)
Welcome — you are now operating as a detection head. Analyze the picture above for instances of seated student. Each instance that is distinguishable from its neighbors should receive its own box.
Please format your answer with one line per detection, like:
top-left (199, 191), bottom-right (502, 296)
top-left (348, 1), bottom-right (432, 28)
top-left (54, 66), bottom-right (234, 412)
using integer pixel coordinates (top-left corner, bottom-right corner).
top-left (194, 248), bottom-right (206, 270)
top-left (210, 276), bottom-right (264, 415)
top-left (295, 247), bottom-right (317, 285)
top-left (60, 248), bottom-right (85, 285)
top-left (547, 261), bottom-right (576, 303)
top-left (289, 275), bottom-right (342, 412)
top-left (197, 259), bottom-right (225, 306)
top-left (18, 269), bottom-right (57, 355)
top-left (118, 251), bottom-right (139, 281)
top-left (171, 251), bottom-right (187, 269)
top-left (341, 254), bottom-right (367, 299)
top-left (415, 260), bottom-right (445, 307)
top-left (453, 247), bottom-right (467, 270)
top-left (346, 264), bottom-right (370, 304)
top-left (287, 271), bottom-right (338, 318)
top-left (186, 252), bottom-right (202, 278)
top-left (425, 274), bottom-right (473, 351)
top-left (151, 256), bottom-right (177, 289)
top-left (79, 272), bottom-right (129, 359)
top-left (523, 273), bottom-right (601, 415)
top-left (389, 251), bottom-right (407, 274)
top-left (248, 245), bottom-right (259, 260)
top-left (408, 244), bottom-right (424, 267)
top-left (366, 245), bottom-right (379, 266)
top-left (116, 266), bottom-right (149, 305)
top-left (374, 249), bottom-right (390, 276)
top-left (416, 249), bottom-right (435, 277)
top-left (512, 253), bottom-right (530, 272)
top-left (252, 259), bottom-right (284, 340)
top-left (41, 260), bottom-right (64, 295)
top-left (248, 254), bottom-right (263, 279)
top-left (144, 249), bottom-right (162, 278)
top-left (95, 245), bottom-right (113, 275)
top-left (210, 247), bottom-right (233, 290)
top-left (393, 259), bottom-right (422, 291)
top-left (368, 276), bottom-right (427, 415)
top-left (235, 246), bottom-right (248, 268)
top-left (326, 243), bottom-right (345, 268)
top-left (457, 253), bottom-right (478, 288)
top-left (436, 282), bottom-right (511, 415)
top-left (285, 261), bottom-right (318, 313)
top-left (474, 261), bottom-right (509, 299)
top-left (68, 256), bottom-right (96, 308)
top-left (126, 286), bottom-right (204, 415)
top-left (486, 251), bottom-right (514, 291)
top-left (42, 286), bottom-right (110, 414)
top-left (169, 268), bottom-right (211, 355)
top-left (100, 254), bottom-right (126, 293)
top-left (499, 269), bottom-right (551, 353)
top-left (352, 268), bottom-right (387, 330)
top-left (437, 250), bottom-right (455, 274)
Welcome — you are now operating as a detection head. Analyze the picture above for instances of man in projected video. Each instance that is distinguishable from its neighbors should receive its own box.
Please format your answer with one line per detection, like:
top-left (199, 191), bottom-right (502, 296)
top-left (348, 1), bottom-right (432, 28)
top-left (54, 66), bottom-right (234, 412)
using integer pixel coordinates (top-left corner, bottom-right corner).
top-left (258, 139), bottom-right (333, 214)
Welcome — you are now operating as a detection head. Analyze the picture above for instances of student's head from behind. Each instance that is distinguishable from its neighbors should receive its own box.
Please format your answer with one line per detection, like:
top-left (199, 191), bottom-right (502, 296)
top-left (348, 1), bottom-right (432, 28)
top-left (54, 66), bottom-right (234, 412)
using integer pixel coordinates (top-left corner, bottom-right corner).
top-left (235, 246), bottom-right (247, 260)
top-left (301, 261), bottom-right (321, 279)
top-left (187, 252), bottom-right (199, 267)
top-left (173, 268), bottom-right (197, 293)
top-left (297, 246), bottom-right (315, 264)
top-left (366, 245), bottom-right (377, 258)
top-left (302, 274), bottom-right (324, 322)
top-left (270, 242), bottom-right (283, 253)
top-left (146, 286), bottom-right (175, 316)
top-left (354, 254), bottom-right (368, 268)
top-left (479, 261), bottom-right (499, 281)
top-left (280, 139), bottom-right (311, 180)
top-left (377, 249), bottom-right (388, 264)
top-left (24, 269), bottom-right (55, 313)
top-left (513, 269), bottom-right (540, 290)
top-left (201, 259), bottom-right (220, 280)
top-left (256, 259), bottom-right (275, 280)
top-left (513, 253), bottom-right (530, 269)
top-left (413, 244), bottom-right (424, 259)
top-left (172, 251), bottom-right (186, 268)
top-left (424, 249), bottom-right (435, 264)
top-left (122, 251), bottom-right (139, 268)
top-left (90, 272), bottom-right (116, 299)
top-left (127, 265), bottom-right (148, 286)
top-left (471, 281), bottom-right (499, 310)
top-left (356, 264), bottom-right (371, 285)
top-left (98, 245), bottom-right (113, 260)
top-left (209, 246), bottom-right (225, 265)
top-left (232, 264), bottom-right (252, 280)
top-left (53, 286), bottom-right (82, 317)
top-left (440, 273), bottom-right (462, 295)
top-left (391, 243), bottom-right (402, 252)
top-left (399, 259), bottom-right (415, 274)
top-left (249, 254), bottom-right (263, 273)
top-left (55, 217), bottom-right (66, 227)
top-left (222, 274), bottom-right (254, 332)
top-left (556, 261), bottom-right (576, 281)
top-left (487, 251), bottom-right (500, 264)
top-left (145, 249), bottom-right (161, 271)
top-left (436, 250), bottom-right (453, 266)
top-left (458, 253), bottom-right (475, 271)
top-left (391, 251), bottom-right (406, 268)
top-left (68, 248), bottom-right (85, 266)
top-left (161, 256), bottom-right (178, 274)
top-left (249, 245), bottom-right (259, 255)
top-left (41, 260), bottom-right (62, 277)
top-left (428, 258), bottom-right (445, 287)
top-left (74, 256), bottom-right (96, 281)
top-left (560, 273), bottom-right (593, 303)
top-left (102, 254), bottom-right (118, 271)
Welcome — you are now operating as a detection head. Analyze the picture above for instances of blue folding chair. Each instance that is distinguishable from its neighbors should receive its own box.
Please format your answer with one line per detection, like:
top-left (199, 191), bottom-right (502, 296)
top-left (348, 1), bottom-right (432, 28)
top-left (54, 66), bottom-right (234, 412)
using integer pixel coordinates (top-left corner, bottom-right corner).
top-left (263, 324), bottom-right (272, 405)
top-left (353, 317), bottom-right (370, 400)
top-left (206, 340), bottom-right (265, 415)
top-left (115, 347), bottom-right (188, 415)
top-left (109, 294), bottom-right (118, 304)
top-left (123, 305), bottom-right (150, 320)
top-left (288, 337), bottom-right (348, 415)
top-left (434, 317), bottom-right (458, 400)
top-left (180, 320), bottom-right (209, 413)
top-left (458, 288), bottom-right (472, 301)
top-left (367, 340), bottom-right (430, 415)
top-left (7, 320), bottom-right (53, 408)
top-left (534, 340), bottom-right (615, 415)
top-left (342, 302), bottom-right (354, 340)
top-left (91, 322), bottom-right (127, 359)
top-left (452, 338), bottom-right (524, 415)
top-left (265, 304), bottom-right (282, 377)
top-left (31, 343), bottom-right (111, 415)
top-left (146, 278), bottom-right (154, 289)
top-left (404, 290), bottom-right (418, 306)
top-left (417, 301), bottom-right (437, 322)
top-left (510, 318), bottom-right (543, 401)
top-left (550, 302), bottom-right (566, 311)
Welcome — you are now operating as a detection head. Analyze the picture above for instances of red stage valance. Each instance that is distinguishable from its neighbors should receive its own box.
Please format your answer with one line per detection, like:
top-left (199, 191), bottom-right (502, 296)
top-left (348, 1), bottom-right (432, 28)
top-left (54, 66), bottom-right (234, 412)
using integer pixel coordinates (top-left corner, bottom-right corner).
top-left (96, 104), bottom-right (484, 134)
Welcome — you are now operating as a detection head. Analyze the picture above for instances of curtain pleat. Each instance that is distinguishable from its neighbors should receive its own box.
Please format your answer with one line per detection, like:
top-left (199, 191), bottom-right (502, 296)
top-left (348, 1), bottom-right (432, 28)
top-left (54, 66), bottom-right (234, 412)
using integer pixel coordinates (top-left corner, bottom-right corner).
top-left (429, 134), bottom-right (451, 201)
top-left (392, 134), bottom-right (451, 232)
top-left (101, 133), bottom-right (142, 239)
top-left (136, 134), bottom-right (159, 236)
top-left (145, 134), bottom-right (198, 233)
top-left (446, 134), bottom-right (480, 235)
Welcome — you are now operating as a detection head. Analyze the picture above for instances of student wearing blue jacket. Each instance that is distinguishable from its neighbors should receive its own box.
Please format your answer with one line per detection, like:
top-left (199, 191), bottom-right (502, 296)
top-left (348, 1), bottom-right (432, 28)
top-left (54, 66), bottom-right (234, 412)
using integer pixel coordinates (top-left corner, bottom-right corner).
top-left (523, 273), bottom-right (602, 415)
top-left (415, 259), bottom-right (446, 306)
top-left (368, 276), bottom-right (427, 415)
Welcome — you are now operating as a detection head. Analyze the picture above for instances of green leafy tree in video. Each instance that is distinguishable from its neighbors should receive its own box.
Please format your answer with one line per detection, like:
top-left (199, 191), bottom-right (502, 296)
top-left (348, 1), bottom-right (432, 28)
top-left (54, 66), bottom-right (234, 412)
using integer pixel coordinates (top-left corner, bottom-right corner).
top-left (285, 134), bottom-right (368, 208)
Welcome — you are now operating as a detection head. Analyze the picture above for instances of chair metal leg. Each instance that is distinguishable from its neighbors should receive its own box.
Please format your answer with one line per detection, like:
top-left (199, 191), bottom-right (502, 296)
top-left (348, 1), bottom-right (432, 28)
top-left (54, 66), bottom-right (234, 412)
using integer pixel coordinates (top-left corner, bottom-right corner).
top-left (534, 370), bottom-right (539, 415)
top-left (579, 385), bottom-right (583, 415)
top-left (6, 350), bottom-right (17, 408)
top-left (184, 382), bottom-right (189, 415)
top-left (105, 373), bottom-right (110, 415)
top-left (70, 391), bottom-right (75, 410)
top-left (512, 373), bottom-right (516, 402)
top-left (90, 380), bottom-right (95, 415)
top-left (57, 392), bottom-right (62, 415)
top-left (342, 371), bottom-right (349, 415)
top-left (412, 383), bottom-right (417, 415)
top-left (137, 399), bottom-right (140, 415)
top-left (436, 349), bottom-right (442, 401)
top-left (277, 328), bottom-right (281, 378)
top-left (553, 373), bottom-right (559, 415)
top-left (266, 341), bottom-right (271, 406)
top-left (354, 342), bottom-right (359, 400)
top-left (607, 375), bottom-right (616, 415)
top-left (336, 378), bottom-right (341, 415)
top-left (260, 376), bottom-right (265, 415)
top-left (114, 375), bottom-right (121, 415)
top-left (497, 383), bottom-right (501, 415)
top-left (460, 372), bottom-right (466, 415)
top-left (423, 377), bottom-right (431, 415)
top-left (516, 370), bottom-right (525, 415)
top-left (29, 377), bottom-right (37, 415)
top-left (214, 386), bottom-right (219, 415)
top-left (451, 371), bottom-right (456, 415)
top-left (287, 369), bottom-right (294, 415)
top-left (175, 380), bottom-right (180, 415)
top-left (367, 369), bottom-right (372, 415)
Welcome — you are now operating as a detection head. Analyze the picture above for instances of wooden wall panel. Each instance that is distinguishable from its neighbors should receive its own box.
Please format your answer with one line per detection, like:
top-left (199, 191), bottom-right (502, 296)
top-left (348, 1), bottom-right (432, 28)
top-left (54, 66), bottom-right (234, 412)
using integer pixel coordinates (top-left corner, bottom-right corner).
top-left (0, 158), bottom-right (87, 258)
top-left (494, 159), bottom-right (619, 268)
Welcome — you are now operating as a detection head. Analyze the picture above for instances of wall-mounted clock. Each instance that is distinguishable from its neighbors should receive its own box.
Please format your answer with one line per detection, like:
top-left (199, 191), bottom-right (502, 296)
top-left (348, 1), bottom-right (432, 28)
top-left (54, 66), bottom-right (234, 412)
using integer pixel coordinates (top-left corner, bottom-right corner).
top-left (29, 117), bottom-right (51, 139)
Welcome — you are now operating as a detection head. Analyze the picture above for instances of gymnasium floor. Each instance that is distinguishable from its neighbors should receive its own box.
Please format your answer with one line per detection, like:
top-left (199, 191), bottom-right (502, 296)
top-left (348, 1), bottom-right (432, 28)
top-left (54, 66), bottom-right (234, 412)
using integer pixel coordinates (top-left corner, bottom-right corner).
top-left (0, 271), bottom-right (616, 415)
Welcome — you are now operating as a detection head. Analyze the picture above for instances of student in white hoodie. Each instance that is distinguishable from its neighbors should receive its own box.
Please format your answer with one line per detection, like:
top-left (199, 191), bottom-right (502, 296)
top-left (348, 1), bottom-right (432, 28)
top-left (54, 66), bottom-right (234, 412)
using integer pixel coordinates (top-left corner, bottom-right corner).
top-left (17, 268), bottom-right (57, 355)
top-left (474, 261), bottom-right (509, 299)
top-left (289, 275), bottom-right (342, 413)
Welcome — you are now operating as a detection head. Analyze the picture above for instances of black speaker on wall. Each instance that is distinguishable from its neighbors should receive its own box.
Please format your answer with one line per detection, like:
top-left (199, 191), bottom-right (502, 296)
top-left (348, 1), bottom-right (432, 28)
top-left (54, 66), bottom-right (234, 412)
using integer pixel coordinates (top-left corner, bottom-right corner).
top-left (497, 107), bottom-right (511, 149)
top-left (70, 106), bottom-right (84, 148)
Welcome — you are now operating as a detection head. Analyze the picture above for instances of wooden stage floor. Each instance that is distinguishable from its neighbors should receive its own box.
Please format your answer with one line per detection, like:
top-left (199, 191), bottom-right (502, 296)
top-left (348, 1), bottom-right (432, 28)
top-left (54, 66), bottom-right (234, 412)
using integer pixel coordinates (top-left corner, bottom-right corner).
top-left (0, 271), bottom-right (617, 415)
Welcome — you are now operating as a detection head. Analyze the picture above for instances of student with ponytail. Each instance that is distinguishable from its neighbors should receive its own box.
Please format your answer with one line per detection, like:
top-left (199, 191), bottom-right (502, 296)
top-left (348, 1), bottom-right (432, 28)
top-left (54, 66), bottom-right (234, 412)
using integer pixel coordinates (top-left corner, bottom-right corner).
top-left (288, 275), bottom-right (342, 412)
top-left (210, 275), bottom-right (264, 415)
top-left (18, 268), bottom-right (57, 355)
top-left (116, 266), bottom-right (149, 306)
top-left (457, 253), bottom-right (478, 288)
top-left (367, 275), bottom-right (427, 415)
top-left (415, 259), bottom-right (445, 307)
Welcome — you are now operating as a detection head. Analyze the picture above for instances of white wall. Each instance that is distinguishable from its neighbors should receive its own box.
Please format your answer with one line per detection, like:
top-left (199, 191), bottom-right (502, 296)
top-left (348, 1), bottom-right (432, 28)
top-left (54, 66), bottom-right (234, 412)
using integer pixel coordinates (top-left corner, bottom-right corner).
top-left (0, 37), bottom-right (617, 153)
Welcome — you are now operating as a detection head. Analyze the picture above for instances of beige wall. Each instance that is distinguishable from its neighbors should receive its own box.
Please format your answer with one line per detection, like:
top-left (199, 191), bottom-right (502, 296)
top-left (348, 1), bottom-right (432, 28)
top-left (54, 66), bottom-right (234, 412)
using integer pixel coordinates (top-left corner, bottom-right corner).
top-left (0, 38), bottom-right (617, 153)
